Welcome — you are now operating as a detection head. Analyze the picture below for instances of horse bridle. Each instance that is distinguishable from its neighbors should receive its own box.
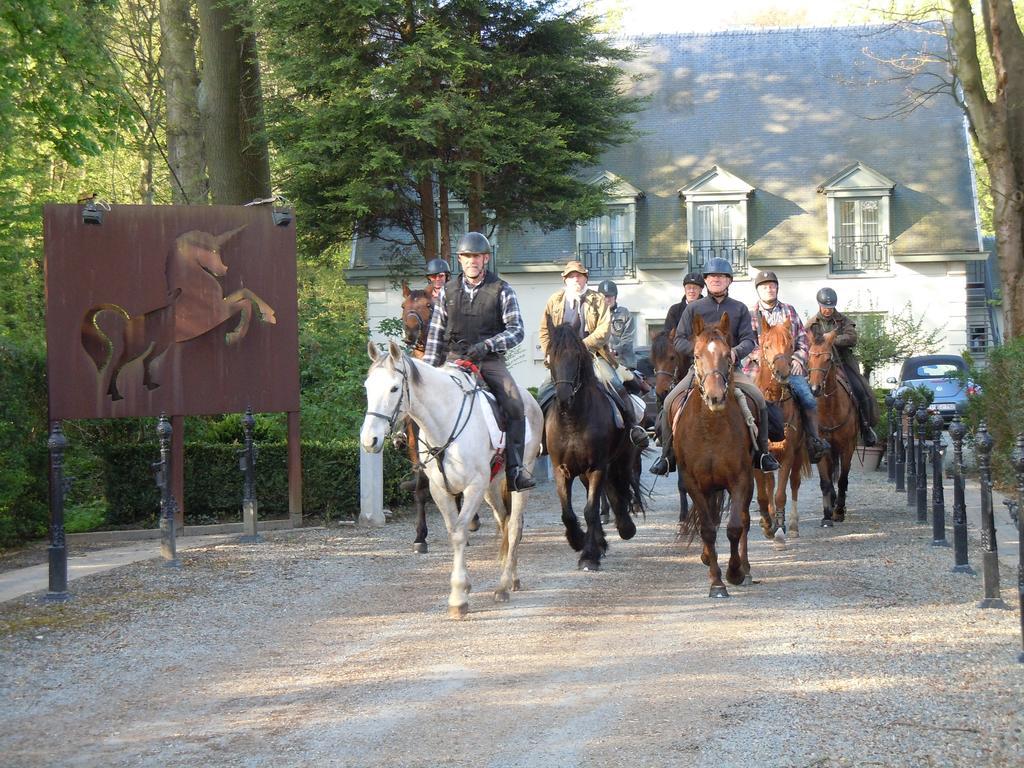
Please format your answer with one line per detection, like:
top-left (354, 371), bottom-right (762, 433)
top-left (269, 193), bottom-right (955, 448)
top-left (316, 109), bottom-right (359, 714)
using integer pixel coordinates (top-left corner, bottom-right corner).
top-left (403, 308), bottom-right (427, 354)
top-left (694, 357), bottom-right (731, 408)
top-left (807, 353), bottom-right (837, 396)
top-left (551, 356), bottom-right (584, 407)
top-left (366, 359), bottom-right (412, 436)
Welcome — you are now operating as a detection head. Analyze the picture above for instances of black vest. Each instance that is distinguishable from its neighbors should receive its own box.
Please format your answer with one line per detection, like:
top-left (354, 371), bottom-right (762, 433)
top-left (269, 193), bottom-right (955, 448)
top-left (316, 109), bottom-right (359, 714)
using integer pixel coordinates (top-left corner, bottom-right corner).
top-left (443, 271), bottom-right (506, 356)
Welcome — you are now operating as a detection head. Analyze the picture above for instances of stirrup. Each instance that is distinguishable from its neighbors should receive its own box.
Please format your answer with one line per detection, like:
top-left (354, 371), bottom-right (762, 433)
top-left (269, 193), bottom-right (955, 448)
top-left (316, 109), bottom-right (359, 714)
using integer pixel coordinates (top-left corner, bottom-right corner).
top-left (507, 467), bottom-right (536, 492)
top-left (649, 456), bottom-right (671, 476)
top-left (629, 425), bottom-right (650, 447)
top-left (754, 450), bottom-right (780, 472)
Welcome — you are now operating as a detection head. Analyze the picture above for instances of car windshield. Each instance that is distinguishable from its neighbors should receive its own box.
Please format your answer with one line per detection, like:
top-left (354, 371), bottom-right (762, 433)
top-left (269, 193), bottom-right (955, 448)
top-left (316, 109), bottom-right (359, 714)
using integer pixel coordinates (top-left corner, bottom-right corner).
top-left (909, 363), bottom-right (961, 379)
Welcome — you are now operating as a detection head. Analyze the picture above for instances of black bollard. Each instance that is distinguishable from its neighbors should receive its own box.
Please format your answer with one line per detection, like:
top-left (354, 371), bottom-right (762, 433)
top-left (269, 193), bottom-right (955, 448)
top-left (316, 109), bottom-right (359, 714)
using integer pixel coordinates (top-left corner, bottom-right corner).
top-left (930, 413), bottom-right (948, 546)
top-left (895, 395), bottom-right (906, 493)
top-left (886, 392), bottom-right (896, 483)
top-left (44, 423), bottom-right (71, 603)
top-left (975, 421), bottom-right (1006, 608)
top-left (155, 414), bottom-right (180, 568)
top-left (916, 406), bottom-right (928, 523)
top-left (1012, 434), bottom-right (1024, 662)
top-left (905, 402), bottom-right (917, 506)
top-left (238, 407), bottom-right (261, 544)
top-left (948, 416), bottom-right (973, 573)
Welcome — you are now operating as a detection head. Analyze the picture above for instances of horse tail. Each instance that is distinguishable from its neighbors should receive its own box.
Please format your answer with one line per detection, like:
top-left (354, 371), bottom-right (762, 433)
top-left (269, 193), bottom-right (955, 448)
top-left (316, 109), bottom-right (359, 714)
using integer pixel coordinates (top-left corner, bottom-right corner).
top-left (81, 303), bottom-right (128, 374)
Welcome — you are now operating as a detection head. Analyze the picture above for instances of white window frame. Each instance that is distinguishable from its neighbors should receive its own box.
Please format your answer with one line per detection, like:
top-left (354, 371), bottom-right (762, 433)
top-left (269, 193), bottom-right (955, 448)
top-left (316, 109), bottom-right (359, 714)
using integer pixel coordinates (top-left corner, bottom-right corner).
top-left (819, 163), bottom-right (895, 273)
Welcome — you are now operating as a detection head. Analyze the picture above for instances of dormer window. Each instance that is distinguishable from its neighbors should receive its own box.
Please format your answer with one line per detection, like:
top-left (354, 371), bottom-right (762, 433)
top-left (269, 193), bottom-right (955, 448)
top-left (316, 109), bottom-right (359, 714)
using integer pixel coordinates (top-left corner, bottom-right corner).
top-left (679, 166), bottom-right (753, 275)
top-left (576, 171), bottom-right (643, 278)
top-left (818, 162), bottom-right (895, 273)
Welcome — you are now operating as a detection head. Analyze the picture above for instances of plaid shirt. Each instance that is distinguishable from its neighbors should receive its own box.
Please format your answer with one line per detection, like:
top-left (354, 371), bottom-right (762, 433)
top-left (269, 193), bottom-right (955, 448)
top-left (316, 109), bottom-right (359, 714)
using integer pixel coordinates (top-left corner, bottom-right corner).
top-left (744, 300), bottom-right (810, 375)
top-left (422, 277), bottom-right (525, 366)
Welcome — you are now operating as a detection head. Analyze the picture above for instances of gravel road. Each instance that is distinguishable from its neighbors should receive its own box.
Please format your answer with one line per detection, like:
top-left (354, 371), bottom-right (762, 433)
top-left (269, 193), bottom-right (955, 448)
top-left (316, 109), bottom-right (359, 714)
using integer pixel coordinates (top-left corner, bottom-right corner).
top-left (1, 469), bottom-right (1021, 768)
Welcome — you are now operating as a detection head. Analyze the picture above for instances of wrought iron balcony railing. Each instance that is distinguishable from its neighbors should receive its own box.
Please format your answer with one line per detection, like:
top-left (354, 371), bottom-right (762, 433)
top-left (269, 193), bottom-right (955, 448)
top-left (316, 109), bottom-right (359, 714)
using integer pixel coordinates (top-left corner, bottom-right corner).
top-left (830, 236), bottom-right (890, 273)
top-left (576, 241), bottom-right (635, 279)
top-left (687, 240), bottom-right (748, 274)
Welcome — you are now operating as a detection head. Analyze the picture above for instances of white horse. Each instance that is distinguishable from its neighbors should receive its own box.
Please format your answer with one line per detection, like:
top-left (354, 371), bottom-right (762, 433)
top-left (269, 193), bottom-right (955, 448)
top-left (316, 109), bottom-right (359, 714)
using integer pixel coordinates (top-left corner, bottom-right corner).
top-left (361, 340), bottom-right (543, 618)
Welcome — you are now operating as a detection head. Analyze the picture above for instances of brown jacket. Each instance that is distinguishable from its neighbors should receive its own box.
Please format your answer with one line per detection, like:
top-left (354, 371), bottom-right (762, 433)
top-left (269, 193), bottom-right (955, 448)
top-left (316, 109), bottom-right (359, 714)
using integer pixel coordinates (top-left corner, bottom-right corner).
top-left (806, 310), bottom-right (859, 368)
top-left (538, 289), bottom-right (615, 365)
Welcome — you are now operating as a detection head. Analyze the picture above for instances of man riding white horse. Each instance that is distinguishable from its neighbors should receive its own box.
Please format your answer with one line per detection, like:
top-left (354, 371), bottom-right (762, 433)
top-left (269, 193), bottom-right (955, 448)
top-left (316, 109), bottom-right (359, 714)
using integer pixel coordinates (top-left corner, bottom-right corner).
top-left (422, 231), bottom-right (536, 492)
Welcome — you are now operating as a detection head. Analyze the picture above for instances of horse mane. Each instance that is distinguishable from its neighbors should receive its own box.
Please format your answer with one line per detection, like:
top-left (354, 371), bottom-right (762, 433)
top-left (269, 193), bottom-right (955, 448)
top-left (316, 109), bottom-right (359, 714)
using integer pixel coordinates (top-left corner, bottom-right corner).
top-left (651, 331), bottom-right (675, 365)
top-left (547, 323), bottom-right (599, 389)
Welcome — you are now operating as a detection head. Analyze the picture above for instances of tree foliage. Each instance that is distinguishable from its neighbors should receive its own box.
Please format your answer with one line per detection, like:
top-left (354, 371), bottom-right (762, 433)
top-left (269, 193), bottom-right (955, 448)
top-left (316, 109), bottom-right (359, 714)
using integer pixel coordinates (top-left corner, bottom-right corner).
top-left (261, 0), bottom-right (643, 260)
top-left (854, 304), bottom-right (944, 381)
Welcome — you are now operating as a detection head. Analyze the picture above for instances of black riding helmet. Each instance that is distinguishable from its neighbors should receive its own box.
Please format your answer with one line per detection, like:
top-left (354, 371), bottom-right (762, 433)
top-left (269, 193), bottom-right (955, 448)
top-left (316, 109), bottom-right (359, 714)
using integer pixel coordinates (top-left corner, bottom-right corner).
top-left (455, 231), bottom-right (491, 254)
top-left (425, 258), bottom-right (451, 277)
top-left (682, 271), bottom-right (705, 287)
top-left (597, 279), bottom-right (618, 297)
top-left (816, 287), bottom-right (838, 308)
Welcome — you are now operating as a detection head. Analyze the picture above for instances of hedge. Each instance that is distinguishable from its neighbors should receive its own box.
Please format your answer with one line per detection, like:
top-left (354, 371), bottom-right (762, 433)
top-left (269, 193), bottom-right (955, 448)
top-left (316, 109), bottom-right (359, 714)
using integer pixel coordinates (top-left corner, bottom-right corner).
top-left (101, 440), bottom-right (411, 527)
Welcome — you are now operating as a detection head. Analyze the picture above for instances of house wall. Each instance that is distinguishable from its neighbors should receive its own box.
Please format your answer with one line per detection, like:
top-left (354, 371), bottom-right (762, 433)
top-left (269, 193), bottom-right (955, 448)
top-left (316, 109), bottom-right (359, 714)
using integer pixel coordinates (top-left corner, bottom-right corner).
top-left (367, 260), bottom-right (968, 390)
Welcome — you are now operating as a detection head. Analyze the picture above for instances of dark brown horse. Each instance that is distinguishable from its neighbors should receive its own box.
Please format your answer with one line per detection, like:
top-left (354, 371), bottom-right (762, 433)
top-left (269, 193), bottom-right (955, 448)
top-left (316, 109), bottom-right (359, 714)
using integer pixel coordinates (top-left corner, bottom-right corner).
top-left (81, 226), bottom-right (275, 401)
top-left (752, 318), bottom-right (810, 542)
top-left (649, 330), bottom-right (691, 527)
top-left (807, 330), bottom-right (859, 526)
top-left (545, 321), bottom-right (643, 570)
top-left (672, 313), bottom-right (754, 598)
top-left (398, 282), bottom-right (476, 552)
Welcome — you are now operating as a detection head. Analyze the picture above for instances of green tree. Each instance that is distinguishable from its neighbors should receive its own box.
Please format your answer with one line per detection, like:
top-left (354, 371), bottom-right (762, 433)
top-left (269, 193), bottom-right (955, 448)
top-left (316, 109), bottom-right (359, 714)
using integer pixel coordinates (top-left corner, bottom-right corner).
top-left (853, 304), bottom-right (944, 381)
top-left (261, 0), bottom-right (642, 261)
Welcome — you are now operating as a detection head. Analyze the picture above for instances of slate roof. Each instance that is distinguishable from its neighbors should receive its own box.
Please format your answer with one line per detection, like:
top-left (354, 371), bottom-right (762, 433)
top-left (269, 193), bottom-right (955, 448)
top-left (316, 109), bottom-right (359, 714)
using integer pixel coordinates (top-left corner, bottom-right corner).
top-left (350, 24), bottom-right (981, 272)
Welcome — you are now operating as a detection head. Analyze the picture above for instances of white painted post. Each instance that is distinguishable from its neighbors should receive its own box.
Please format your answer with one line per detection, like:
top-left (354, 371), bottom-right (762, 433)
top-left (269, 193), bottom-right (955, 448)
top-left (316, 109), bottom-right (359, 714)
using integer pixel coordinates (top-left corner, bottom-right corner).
top-left (358, 447), bottom-right (386, 527)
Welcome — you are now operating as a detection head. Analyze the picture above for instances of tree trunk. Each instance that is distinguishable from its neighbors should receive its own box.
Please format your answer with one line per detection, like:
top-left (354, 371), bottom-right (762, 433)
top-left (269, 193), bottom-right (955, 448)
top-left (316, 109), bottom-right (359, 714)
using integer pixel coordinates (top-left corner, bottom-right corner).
top-left (418, 174), bottom-right (438, 261)
top-left (195, 0), bottom-right (271, 205)
top-left (438, 173), bottom-right (451, 263)
top-left (159, 0), bottom-right (208, 204)
top-left (467, 169), bottom-right (484, 232)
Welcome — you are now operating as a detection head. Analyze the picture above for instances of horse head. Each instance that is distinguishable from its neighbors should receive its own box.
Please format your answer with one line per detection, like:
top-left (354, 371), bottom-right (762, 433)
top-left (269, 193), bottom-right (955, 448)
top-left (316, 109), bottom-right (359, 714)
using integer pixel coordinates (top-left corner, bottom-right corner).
top-left (691, 313), bottom-right (733, 412)
top-left (760, 316), bottom-right (794, 386)
top-left (400, 282), bottom-right (433, 354)
top-left (650, 329), bottom-right (682, 405)
top-left (176, 226), bottom-right (245, 280)
top-left (807, 330), bottom-right (838, 396)
top-left (546, 318), bottom-right (594, 412)
top-left (362, 339), bottom-right (418, 452)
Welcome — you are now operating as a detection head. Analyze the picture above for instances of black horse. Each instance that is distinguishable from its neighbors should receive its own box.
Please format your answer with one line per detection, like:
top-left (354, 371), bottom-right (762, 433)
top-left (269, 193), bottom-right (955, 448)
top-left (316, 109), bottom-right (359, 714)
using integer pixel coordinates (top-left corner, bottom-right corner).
top-left (544, 321), bottom-right (644, 570)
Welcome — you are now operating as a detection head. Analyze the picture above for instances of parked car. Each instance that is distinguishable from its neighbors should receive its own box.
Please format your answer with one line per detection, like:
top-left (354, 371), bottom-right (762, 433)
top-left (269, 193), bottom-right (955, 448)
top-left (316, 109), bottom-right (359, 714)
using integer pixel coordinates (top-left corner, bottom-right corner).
top-left (888, 354), bottom-right (977, 427)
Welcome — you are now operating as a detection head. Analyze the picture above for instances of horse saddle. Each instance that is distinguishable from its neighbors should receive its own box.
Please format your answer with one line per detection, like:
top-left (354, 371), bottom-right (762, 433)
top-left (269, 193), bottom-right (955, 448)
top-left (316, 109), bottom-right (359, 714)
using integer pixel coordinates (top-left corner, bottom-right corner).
top-left (447, 362), bottom-right (533, 453)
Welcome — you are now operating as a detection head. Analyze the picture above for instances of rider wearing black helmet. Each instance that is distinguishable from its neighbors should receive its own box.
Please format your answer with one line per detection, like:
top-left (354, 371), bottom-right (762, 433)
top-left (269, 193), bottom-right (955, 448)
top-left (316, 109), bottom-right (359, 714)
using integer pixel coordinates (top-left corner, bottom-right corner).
top-left (806, 287), bottom-right (879, 446)
top-left (597, 279), bottom-right (637, 369)
top-left (424, 258), bottom-right (451, 301)
top-left (649, 257), bottom-right (781, 475)
top-left (664, 271), bottom-right (705, 335)
top-left (422, 231), bottom-right (536, 491)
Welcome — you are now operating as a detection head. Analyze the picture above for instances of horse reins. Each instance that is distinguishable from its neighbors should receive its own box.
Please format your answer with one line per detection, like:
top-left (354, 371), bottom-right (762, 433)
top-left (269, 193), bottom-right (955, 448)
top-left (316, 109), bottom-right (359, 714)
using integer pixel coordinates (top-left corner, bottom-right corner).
top-left (404, 309), bottom-right (427, 356)
top-left (807, 354), bottom-right (854, 434)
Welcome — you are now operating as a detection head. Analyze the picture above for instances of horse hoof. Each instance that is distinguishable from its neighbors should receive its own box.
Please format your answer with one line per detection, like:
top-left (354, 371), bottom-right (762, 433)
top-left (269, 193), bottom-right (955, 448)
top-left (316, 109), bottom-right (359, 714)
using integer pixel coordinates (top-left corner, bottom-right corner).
top-left (760, 525), bottom-right (774, 540)
top-left (468, 515), bottom-right (481, 532)
top-left (834, 513), bottom-right (846, 523)
top-left (512, 578), bottom-right (522, 592)
top-left (742, 573), bottom-right (753, 586)
top-left (790, 527), bottom-right (800, 538)
top-left (709, 585), bottom-right (730, 598)
top-left (413, 542), bottom-right (427, 554)
top-left (726, 571), bottom-right (744, 586)
top-left (493, 589), bottom-right (509, 603)
top-left (820, 518), bottom-right (833, 528)
top-left (773, 530), bottom-right (787, 548)
top-left (578, 558), bottom-right (601, 571)
top-left (617, 519), bottom-right (636, 541)
top-left (448, 603), bottom-right (469, 619)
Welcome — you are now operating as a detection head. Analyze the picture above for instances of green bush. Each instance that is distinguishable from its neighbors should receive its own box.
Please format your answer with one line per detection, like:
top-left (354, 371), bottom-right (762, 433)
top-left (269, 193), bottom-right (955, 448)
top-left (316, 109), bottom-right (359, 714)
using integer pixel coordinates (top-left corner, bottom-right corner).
top-left (0, 339), bottom-right (49, 549)
top-left (965, 338), bottom-right (1024, 487)
top-left (101, 440), bottom-right (411, 527)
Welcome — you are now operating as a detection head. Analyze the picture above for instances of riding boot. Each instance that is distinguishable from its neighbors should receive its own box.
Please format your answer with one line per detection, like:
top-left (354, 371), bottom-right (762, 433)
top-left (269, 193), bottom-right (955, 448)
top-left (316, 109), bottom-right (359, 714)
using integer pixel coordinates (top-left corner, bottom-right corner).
top-left (802, 407), bottom-right (830, 463)
top-left (753, 405), bottom-right (781, 471)
top-left (610, 385), bottom-right (649, 449)
top-left (504, 417), bottom-right (536, 492)
top-left (852, 389), bottom-right (878, 446)
top-left (649, 409), bottom-right (673, 476)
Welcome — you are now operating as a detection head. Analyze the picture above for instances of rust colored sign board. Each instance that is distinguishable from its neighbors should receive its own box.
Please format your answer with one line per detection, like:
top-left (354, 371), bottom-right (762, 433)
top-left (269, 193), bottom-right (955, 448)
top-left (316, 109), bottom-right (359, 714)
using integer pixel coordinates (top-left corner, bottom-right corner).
top-left (45, 204), bottom-right (300, 419)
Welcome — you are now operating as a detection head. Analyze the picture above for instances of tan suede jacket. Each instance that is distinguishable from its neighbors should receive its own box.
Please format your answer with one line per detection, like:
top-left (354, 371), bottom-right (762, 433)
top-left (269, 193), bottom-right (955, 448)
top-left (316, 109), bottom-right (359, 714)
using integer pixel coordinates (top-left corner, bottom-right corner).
top-left (538, 289), bottom-right (615, 365)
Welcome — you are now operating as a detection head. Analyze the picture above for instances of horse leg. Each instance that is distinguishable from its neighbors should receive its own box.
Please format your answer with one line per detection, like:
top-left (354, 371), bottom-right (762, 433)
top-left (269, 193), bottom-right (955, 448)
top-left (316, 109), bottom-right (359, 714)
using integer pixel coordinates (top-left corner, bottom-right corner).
top-left (695, 495), bottom-right (727, 598)
top-left (676, 471), bottom-right (690, 538)
top-left (819, 454), bottom-right (836, 528)
top-left (772, 457), bottom-right (790, 546)
top-left (579, 470), bottom-right (607, 571)
top-left (834, 448), bottom-right (854, 522)
top-left (725, 483), bottom-right (752, 586)
top-left (755, 470), bottom-right (775, 540)
top-left (556, 466), bottom-right (584, 552)
top-left (600, 493), bottom-right (610, 525)
top-left (606, 459), bottom-right (637, 541)
top-left (469, 511), bottom-right (481, 532)
top-left (412, 470), bottom-right (429, 553)
top-left (431, 488), bottom-right (474, 618)
top-left (140, 342), bottom-right (169, 392)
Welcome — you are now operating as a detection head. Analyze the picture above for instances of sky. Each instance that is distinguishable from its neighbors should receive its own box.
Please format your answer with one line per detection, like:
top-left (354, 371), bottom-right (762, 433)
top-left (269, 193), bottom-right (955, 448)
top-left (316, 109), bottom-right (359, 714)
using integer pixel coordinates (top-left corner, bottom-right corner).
top-left (592, 0), bottom-right (902, 36)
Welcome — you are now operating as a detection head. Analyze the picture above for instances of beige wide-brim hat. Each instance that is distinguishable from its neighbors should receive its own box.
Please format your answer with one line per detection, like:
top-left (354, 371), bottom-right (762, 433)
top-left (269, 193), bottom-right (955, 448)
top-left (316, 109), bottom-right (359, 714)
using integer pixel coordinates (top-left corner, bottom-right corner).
top-left (561, 260), bottom-right (589, 278)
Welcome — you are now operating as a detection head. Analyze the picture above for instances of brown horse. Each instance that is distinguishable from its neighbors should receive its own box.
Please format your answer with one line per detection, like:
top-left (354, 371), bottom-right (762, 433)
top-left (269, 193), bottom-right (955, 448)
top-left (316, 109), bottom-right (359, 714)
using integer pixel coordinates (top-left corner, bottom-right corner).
top-left (649, 330), bottom-right (691, 527)
top-left (398, 282), bottom-right (476, 552)
top-left (81, 226), bottom-right (275, 401)
top-left (672, 313), bottom-right (754, 598)
top-left (752, 318), bottom-right (811, 541)
top-left (807, 330), bottom-right (859, 526)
